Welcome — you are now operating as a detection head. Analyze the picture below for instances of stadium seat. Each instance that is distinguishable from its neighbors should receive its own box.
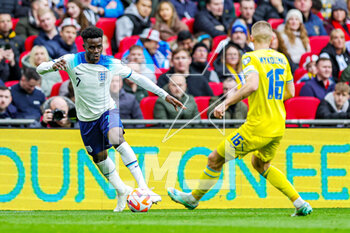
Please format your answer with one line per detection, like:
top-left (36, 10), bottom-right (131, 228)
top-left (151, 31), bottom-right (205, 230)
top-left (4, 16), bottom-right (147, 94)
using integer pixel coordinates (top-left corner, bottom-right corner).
top-left (181, 18), bottom-right (195, 33)
top-left (96, 17), bottom-right (117, 41)
top-left (194, 96), bottom-right (211, 119)
top-left (294, 82), bottom-right (305, 97)
top-left (50, 82), bottom-right (63, 97)
top-left (75, 36), bottom-right (84, 52)
top-left (242, 98), bottom-right (249, 110)
top-left (59, 70), bottom-right (69, 82)
top-left (310, 36), bottom-right (330, 54)
top-left (285, 97), bottom-right (320, 119)
top-left (212, 35), bottom-right (228, 52)
top-left (140, 96), bottom-right (158, 119)
top-left (234, 3), bottom-right (241, 17)
top-left (294, 67), bottom-right (308, 83)
top-left (208, 82), bottom-right (223, 96)
top-left (19, 51), bottom-right (30, 68)
top-left (4, 80), bottom-right (18, 87)
top-left (299, 52), bottom-right (315, 69)
top-left (268, 18), bottom-right (284, 29)
top-left (150, 17), bottom-right (156, 25)
top-left (167, 35), bottom-right (177, 42)
top-left (155, 68), bottom-right (169, 80)
top-left (12, 18), bottom-right (19, 31)
top-left (118, 35), bottom-right (139, 54)
top-left (24, 35), bottom-right (38, 51)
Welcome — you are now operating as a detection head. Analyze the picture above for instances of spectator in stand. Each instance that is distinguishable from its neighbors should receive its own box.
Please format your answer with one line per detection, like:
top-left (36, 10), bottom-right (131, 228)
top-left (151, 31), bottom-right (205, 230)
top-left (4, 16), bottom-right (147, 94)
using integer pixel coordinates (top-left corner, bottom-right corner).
top-left (116, 0), bottom-right (152, 47)
top-left (278, 9), bottom-right (310, 64)
top-left (62, 0), bottom-right (90, 32)
top-left (0, 86), bottom-right (17, 119)
top-left (10, 67), bottom-right (45, 120)
top-left (230, 19), bottom-right (253, 53)
top-left (324, 0), bottom-right (350, 41)
top-left (153, 1), bottom-right (188, 41)
top-left (170, 0), bottom-right (198, 19)
top-left (294, 0), bottom-right (327, 36)
top-left (0, 0), bottom-right (28, 18)
top-left (297, 54), bottom-right (319, 83)
top-left (311, 0), bottom-right (324, 19)
top-left (197, 0), bottom-right (236, 17)
top-left (193, 0), bottom-right (235, 38)
top-left (240, 0), bottom-right (255, 32)
top-left (270, 29), bottom-right (298, 73)
top-left (15, 0), bottom-right (49, 40)
top-left (196, 33), bottom-right (212, 51)
top-left (79, 0), bottom-right (99, 25)
top-left (59, 80), bottom-right (75, 103)
top-left (191, 42), bottom-right (219, 82)
top-left (55, 18), bottom-right (79, 56)
top-left (110, 75), bottom-right (143, 120)
top-left (21, 45), bottom-right (61, 96)
top-left (320, 29), bottom-right (350, 81)
top-left (320, 0), bottom-right (332, 20)
top-left (158, 48), bottom-right (213, 96)
top-left (102, 34), bottom-right (112, 55)
top-left (154, 73), bottom-right (199, 120)
top-left (253, 0), bottom-right (287, 22)
top-left (213, 42), bottom-right (245, 85)
top-left (41, 96), bottom-right (78, 128)
top-left (316, 82), bottom-right (350, 119)
top-left (0, 47), bottom-right (21, 83)
top-left (0, 13), bottom-right (25, 60)
top-left (90, 0), bottom-right (124, 18)
top-left (177, 30), bottom-right (195, 52)
top-left (300, 57), bottom-right (335, 100)
top-left (207, 77), bottom-right (247, 119)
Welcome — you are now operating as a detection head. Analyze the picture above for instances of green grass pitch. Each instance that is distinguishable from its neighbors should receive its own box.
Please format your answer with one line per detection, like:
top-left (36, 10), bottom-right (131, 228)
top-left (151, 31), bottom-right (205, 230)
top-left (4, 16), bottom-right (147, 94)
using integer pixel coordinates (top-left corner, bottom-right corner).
top-left (1, 209), bottom-right (349, 233)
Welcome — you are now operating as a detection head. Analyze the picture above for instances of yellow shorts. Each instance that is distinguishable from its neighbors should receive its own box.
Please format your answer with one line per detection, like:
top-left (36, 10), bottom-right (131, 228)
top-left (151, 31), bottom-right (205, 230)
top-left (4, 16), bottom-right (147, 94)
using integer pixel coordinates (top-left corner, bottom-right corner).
top-left (216, 128), bottom-right (283, 162)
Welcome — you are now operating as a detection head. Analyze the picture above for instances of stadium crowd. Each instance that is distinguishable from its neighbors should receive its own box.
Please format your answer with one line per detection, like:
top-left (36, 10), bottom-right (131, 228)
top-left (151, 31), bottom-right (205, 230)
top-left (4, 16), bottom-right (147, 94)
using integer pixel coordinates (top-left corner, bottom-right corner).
top-left (0, 0), bottom-right (350, 128)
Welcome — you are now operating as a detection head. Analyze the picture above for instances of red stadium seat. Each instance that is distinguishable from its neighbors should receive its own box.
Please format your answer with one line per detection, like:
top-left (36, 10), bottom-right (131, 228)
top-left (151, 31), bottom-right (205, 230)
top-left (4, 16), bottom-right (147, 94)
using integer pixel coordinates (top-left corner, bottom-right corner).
top-left (150, 17), bottom-right (156, 25)
top-left (155, 68), bottom-right (169, 80)
top-left (242, 98), bottom-right (249, 110)
top-left (4, 80), bottom-right (19, 87)
top-left (140, 96), bottom-right (158, 119)
top-left (268, 18), bottom-right (284, 29)
top-left (118, 35), bottom-right (139, 54)
top-left (294, 82), bottom-right (305, 97)
top-left (208, 82), bottom-right (223, 96)
top-left (234, 3), bottom-right (241, 17)
top-left (285, 97), bottom-right (320, 120)
top-left (19, 51), bottom-right (30, 68)
top-left (59, 70), bottom-right (69, 82)
top-left (50, 82), bottom-right (63, 97)
top-left (167, 35), bottom-right (177, 42)
top-left (96, 17), bottom-right (117, 41)
top-left (194, 96), bottom-right (211, 119)
top-left (75, 36), bottom-right (84, 52)
top-left (12, 18), bottom-right (19, 31)
top-left (212, 35), bottom-right (228, 52)
top-left (181, 18), bottom-right (195, 33)
top-left (25, 35), bottom-right (38, 51)
top-left (294, 67), bottom-right (308, 83)
top-left (310, 36), bottom-right (330, 54)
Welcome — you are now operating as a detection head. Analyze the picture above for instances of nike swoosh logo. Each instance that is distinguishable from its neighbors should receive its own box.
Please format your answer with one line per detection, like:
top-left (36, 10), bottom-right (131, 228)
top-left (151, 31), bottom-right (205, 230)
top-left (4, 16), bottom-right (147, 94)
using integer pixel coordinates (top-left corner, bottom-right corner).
top-left (75, 72), bottom-right (83, 75)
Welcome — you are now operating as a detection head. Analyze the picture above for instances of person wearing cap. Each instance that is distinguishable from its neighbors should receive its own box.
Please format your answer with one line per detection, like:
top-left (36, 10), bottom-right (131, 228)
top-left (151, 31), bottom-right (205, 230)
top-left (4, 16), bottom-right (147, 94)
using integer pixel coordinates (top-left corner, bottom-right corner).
top-left (191, 42), bottom-right (220, 83)
top-left (297, 54), bottom-right (319, 83)
top-left (177, 30), bottom-right (195, 52)
top-left (196, 33), bottom-right (212, 51)
top-left (253, 0), bottom-right (287, 22)
top-left (278, 9), bottom-right (310, 64)
top-left (324, 0), bottom-right (350, 41)
top-left (294, 0), bottom-right (327, 36)
top-left (193, 0), bottom-right (234, 38)
top-left (230, 19), bottom-right (253, 53)
top-left (320, 29), bottom-right (350, 80)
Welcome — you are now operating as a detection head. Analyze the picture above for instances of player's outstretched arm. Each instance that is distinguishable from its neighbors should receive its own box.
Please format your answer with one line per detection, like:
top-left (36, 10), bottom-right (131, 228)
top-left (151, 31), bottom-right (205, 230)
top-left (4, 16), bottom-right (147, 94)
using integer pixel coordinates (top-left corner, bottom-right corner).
top-left (128, 72), bottom-right (186, 111)
top-left (214, 72), bottom-right (259, 119)
top-left (284, 82), bottom-right (295, 101)
top-left (36, 58), bottom-right (67, 75)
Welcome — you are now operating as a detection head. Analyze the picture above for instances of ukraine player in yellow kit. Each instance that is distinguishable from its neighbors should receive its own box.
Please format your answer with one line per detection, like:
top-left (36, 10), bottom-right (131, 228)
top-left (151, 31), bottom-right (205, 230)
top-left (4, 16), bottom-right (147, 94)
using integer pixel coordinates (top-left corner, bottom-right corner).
top-left (168, 21), bottom-right (313, 216)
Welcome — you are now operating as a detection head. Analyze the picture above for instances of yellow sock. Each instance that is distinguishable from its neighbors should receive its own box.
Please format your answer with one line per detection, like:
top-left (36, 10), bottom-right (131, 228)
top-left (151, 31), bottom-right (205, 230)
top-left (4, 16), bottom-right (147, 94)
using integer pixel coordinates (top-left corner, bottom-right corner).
top-left (192, 165), bottom-right (221, 200)
top-left (262, 166), bottom-right (300, 202)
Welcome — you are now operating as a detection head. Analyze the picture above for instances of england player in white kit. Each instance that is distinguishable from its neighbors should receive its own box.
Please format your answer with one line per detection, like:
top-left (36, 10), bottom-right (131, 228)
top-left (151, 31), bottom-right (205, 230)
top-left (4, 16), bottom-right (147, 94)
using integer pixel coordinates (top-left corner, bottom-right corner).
top-left (37, 26), bottom-right (184, 212)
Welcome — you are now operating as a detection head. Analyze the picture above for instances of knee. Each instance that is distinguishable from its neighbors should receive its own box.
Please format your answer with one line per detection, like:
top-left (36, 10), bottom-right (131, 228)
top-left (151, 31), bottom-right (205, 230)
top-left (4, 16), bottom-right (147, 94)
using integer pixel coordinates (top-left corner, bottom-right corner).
top-left (207, 152), bottom-right (224, 171)
top-left (251, 155), bottom-right (267, 174)
top-left (93, 151), bottom-right (107, 163)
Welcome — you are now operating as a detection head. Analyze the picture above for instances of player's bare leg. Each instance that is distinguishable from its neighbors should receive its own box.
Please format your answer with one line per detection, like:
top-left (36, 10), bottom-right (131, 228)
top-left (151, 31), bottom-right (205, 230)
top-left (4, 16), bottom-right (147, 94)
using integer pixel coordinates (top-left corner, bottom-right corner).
top-left (92, 150), bottom-right (131, 212)
top-left (108, 127), bottom-right (162, 203)
top-left (251, 155), bottom-right (312, 216)
top-left (168, 150), bottom-right (225, 209)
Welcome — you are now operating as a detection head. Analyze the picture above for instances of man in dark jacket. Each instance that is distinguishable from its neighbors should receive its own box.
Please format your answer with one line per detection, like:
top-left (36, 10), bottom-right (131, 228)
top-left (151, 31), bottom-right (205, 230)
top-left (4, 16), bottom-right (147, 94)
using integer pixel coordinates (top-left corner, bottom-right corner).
top-left (0, 86), bottom-right (17, 119)
top-left (171, 0), bottom-right (197, 19)
top-left (0, 0), bottom-right (28, 18)
top-left (320, 29), bottom-right (350, 81)
top-left (253, 0), bottom-right (288, 22)
top-left (316, 82), bottom-right (350, 119)
top-left (300, 57), bottom-right (335, 100)
top-left (193, 0), bottom-right (234, 38)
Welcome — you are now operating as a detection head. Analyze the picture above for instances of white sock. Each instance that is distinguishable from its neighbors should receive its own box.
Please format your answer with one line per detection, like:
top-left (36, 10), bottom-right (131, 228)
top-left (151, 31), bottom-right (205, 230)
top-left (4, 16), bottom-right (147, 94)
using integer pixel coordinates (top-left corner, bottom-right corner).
top-left (293, 197), bottom-right (306, 209)
top-left (116, 142), bottom-right (148, 189)
top-left (96, 156), bottom-right (126, 195)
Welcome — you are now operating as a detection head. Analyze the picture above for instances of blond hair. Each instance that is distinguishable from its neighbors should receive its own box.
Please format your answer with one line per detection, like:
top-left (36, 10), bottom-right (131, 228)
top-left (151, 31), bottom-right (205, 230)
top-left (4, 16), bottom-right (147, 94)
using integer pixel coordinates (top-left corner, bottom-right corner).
top-left (29, 45), bottom-right (50, 67)
top-left (284, 18), bottom-right (309, 50)
top-left (335, 82), bottom-right (350, 94)
top-left (251, 21), bottom-right (273, 44)
top-left (37, 7), bottom-right (55, 19)
top-left (330, 29), bottom-right (346, 53)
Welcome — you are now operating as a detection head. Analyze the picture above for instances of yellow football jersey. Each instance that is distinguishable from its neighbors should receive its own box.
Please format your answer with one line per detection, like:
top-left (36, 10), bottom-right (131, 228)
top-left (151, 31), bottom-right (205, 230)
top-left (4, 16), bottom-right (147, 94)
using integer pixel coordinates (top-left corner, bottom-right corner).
top-left (241, 49), bottom-right (293, 137)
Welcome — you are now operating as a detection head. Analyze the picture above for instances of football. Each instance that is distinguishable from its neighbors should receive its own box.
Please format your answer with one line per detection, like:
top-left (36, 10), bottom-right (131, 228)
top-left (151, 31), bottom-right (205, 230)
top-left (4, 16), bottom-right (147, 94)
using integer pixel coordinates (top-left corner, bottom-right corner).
top-left (127, 188), bottom-right (153, 212)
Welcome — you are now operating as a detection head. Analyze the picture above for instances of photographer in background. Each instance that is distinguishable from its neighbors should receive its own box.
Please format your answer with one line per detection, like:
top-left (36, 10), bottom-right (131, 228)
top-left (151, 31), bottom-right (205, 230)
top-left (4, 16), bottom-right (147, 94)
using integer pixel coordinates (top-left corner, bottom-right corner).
top-left (41, 96), bottom-right (78, 128)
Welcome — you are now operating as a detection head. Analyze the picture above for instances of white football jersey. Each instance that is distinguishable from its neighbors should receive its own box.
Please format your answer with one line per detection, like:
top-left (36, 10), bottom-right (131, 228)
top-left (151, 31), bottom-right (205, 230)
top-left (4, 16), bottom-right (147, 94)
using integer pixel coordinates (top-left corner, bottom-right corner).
top-left (38, 52), bottom-right (132, 121)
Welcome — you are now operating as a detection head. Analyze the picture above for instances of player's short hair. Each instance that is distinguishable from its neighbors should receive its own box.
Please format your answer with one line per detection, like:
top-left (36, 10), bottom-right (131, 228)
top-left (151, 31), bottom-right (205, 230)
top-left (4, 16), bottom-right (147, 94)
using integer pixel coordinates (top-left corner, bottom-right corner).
top-left (171, 47), bottom-right (190, 60)
top-left (129, 45), bottom-right (143, 52)
top-left (81, 26), bottom-right (103, 42)
top-left (0, 86), bottom-right (10, 91)
top-left (334, 82), bottom-right (350, 94)
top-left (316, 57), bottom-right (331, 66)
top-left (240, 0), bottom-right (255, 4)
top-left (23, 67), bottom-right (41, 81)
top-left (251, 21), bottom-right (273, 44)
